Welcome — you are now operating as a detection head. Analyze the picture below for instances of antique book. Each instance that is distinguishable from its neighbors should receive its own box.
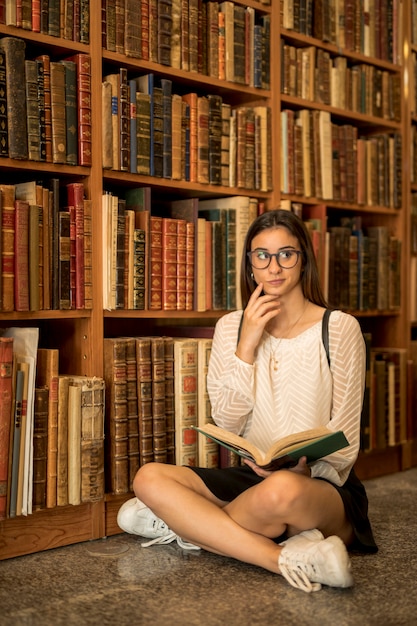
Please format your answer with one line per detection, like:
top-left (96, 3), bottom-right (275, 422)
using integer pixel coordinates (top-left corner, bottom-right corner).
top-left (197, 338), bottom-right (218, 468)
top-left (188, 0), bottom-right (198, 72)
top-left (14, 199), bottom-right (30, 312)
top-left (136, 73), bottom-right (155, 175)
top-left (169, 197), bottom-right (199, 309)
top-left (135, 337), bottom-right (153, 465)
top-left (193, 424), bottom-right (349, 470)
top-left (149, 0), bottom-right (158, 62)
top-left (170, 0), bottom-right (181, 68)
top-left (0, 336), bottom-right (13, 520)
top-left (174, 338), bottom-right (198, 467)
top-left (129, 79), bottom-right (137, 174)
top-left (163, 336), bottom-right (175, 464)
top-left (180, 0), bottom-right (189, 70)
top-left (171, 93), bottom-right (183, 180)
top-left (208, 94), bottom-right (222, 186)
top-left (103, 71), bottom-right (121, 170)
top-left (68, 375), bottom-right (105, 503)
top-left (0, 184), bottom-right (16, 311)
top-left (219, 1), bottom-right (234, 82)
top-left (115, 0), bottom-right (126, 54)
top-left (60, 60), bottom-right (78, 165)
top-left (150, 336), bottom-right (167, 462)
top-left (8, 367), bottom-right (24, 518)
top-left (25, 60), bottom-right (42, 161)
top-left (58, 210), bottom-right (71, 310)
top-left (136, 90), bottom-right (151, 175)
top-left (149, 215), bottom-right (163, 310)
top-left (141, 0), bottom-right (150, 59)
top-left (233, 4), bottom-right (245, 84)
top-left (0, 37), bottom-right (28, 160)
top-left (36, 348), bottom-right (59, 508)
top-left (83, 199), bottom-right (93, 309)
top-left (32, 386), bottom-right (48, 511)
top-left (28, 204), bottom-right (40, 312)
top-left (184, 220), bottom-right (195, 311)
top-left (50, 61), bottom-right (67, 164)
top-left (103, 338), bottom-right (128, 494)
top-left (161, 217), bottom-right (178, 311)
top-left (57, 375), bottom-right (71, 506)
top-left (119, 67), bottom-right (130, 171)
top-left (133, 227), bottom-right (146, 310)
top-left (123, 338), bottom-right (140, 486)
top-left (67, 382), bottom-right (82, 505)
top-left (158, 0), bottom-right (172, 66)
top-left (206, 0), bottom-right (219, 78)
top-left (67, 182), bottom-right (85, 309)
top-left (36, 54), bottom-right (52, 162)
top-left (197, 95), bottom-right (209, 184)
top-left (152, 82), bottom-right (164, 177)
top-left (0, 46), bottom-right (8, 156)
top-left (160, 78), bottom-right (172, 179)
top-left (125, 0), bottom-right (141, 58)
top-left (182, 92), bottom-right (198, 183)
top-left (102, 79), bottom-right (113, 168)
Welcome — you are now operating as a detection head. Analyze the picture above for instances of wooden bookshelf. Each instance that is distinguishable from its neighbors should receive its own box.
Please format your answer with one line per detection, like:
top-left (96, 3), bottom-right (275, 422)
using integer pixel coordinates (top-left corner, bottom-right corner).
top-left (0, 0), bottom-right (415, 561)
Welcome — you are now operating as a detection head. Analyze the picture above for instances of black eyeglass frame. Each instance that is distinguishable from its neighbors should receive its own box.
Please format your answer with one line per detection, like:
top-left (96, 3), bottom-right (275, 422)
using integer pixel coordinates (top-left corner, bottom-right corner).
top-left (247, 249), bottom-right (302, 270)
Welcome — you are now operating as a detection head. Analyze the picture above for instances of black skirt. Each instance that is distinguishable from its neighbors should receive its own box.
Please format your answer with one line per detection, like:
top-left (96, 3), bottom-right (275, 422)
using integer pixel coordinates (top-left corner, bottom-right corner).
top-left (189, 464), bottom-right (378, 553)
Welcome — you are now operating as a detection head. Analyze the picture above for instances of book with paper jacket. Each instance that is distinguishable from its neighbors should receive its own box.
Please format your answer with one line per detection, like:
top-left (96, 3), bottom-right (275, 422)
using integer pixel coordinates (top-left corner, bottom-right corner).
top-left (192, 424), bottom-right (349, 470)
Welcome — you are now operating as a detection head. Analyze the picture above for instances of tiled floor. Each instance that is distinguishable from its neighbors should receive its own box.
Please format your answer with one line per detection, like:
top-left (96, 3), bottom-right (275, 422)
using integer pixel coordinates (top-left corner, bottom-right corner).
top-left (1, 468), bottom-right (416, 626)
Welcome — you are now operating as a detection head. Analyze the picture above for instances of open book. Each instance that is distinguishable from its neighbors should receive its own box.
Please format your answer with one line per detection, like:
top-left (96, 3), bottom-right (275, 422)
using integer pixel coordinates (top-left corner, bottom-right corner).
top-left (192, 424), bottom-right (349, 470)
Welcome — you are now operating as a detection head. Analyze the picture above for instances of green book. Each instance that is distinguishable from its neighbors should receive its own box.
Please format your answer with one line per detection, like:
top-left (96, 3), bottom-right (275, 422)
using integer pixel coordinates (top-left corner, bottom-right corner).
top-left (192, 424), bottom-right (349, 470)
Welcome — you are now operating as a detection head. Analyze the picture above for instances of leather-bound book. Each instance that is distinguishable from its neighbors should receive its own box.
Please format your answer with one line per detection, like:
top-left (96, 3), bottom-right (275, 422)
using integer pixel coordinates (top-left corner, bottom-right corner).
top-left (58, 210), bottom-right (71, 310)
top-left (136, 90), bottom-right (151, 176)
top-left (141, 0), bottom-right (150, 59)
top-left (125, 0), bottom-right (141, 58)
top-left (197, 95), bottom-right (209, 184)
top-left (188, 0), bottom-right (198, 72)
top-left (208, 94), bottom-right (222, 186)
top-left (174, 338), bottom-right (198, 467)
top-left (14, 199), bottom-right (30, 312)
top-left (163, 336), bottom-right (175, 464)
top-left (66, 182), bottom-right (85, 309)
top-left (133, 227), bottom-right (146, 310)
top-left (123, 338), bottom-right (139, 486)
top-left (83, 198), bottom-right (93, 309)
top-left (197, 338), bottom-right (218, 467)
top-left (32, 387), bottom-right (48, 511)
top-left (35, 55), bottom-right (52, 162)
top-left (60, 60), bottom-right (78, 165)
top-left (0, 37), bottom-right (28, 160)
top-left (36, 348), bottom-right (59, 508)
top-left (0, 47), bottom-right (8, 156)
top-left (48, 0), bottom-right (60, 36)
top-left (65, 53), bottom-right (92, 166)
top-left (149, 215), bottom-right (163, 310)
top-left (135, 337), bottom-right (153, 465)
top-left (161, 217), bottom-right (179, 311)
top-left (104, 338), bottom-right (128, 494)
top-left (0, 336), bottom-right (13, 520)
top-left (158, 0), bottom-right (172, 66)
top-left (151, 337), bottom-right (167, 463)
top-left (160, 78), bottom-right (172, 179)
top-left (0, 184), bottom-right (16, 311)
top-left (182, 92), bottom-right (198, 183)
top-left (25, 60), bottom-right (41, 161)
top-left (171, 0), bottom-right (181, 68)
top-left (50, 61), bottom-right (66, 164)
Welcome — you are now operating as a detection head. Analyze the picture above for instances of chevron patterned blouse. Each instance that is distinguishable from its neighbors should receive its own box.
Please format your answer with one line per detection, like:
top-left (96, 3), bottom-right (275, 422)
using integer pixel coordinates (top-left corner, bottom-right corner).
top-left (206, 309), bottom-right (366, 486)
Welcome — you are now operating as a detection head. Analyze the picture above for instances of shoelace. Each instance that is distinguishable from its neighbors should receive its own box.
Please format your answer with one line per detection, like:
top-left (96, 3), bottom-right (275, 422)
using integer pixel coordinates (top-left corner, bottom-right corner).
top-left (141, 531), bottom-right (201, 551)
top-left (278, 563), bottom-right (322, 593)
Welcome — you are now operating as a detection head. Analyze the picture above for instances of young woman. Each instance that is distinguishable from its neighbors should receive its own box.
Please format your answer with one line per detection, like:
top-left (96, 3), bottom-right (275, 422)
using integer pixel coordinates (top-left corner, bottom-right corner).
top-left (118, 209), bottom-right (377, 593)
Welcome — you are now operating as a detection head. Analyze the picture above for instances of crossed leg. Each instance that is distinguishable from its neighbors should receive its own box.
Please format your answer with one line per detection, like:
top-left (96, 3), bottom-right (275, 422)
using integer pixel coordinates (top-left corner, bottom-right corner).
top-left (133, 461), bottom-right (354, 575)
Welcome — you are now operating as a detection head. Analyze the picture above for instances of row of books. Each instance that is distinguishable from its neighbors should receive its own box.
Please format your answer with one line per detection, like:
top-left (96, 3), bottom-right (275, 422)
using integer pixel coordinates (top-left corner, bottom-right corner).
top-left (0, 328), bottom-right (105, 521)
top-left (102, 189), bottom-right (260, 312)
top-left (104, 335), bottom-right (220, 495)
top-left (0, 0), bottom-right (90, 42)
top-left (364, 343), bottom-right (410, 453)
top-left (102, 0), bottom-right (270, 89)
top-left (102, 71), bottom-right (273, 191)
top-left (281, 43), bottom-right (401, 122)
top-left (0, 180), bottom-right (92, 313)
top-left (281, 109), bottom-right (402, 209)
top-left (282, 0), bottom-right (402, 64)
top-left (0, 37), bottom-right (91, 165)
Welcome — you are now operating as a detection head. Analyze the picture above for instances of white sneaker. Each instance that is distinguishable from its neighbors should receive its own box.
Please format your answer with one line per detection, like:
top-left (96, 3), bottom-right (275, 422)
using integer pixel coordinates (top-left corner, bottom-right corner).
top-left (117, 497), bottom-right (200, 551)
top-left (278, 529), bottom-right (354, 593)
top-left (117, 497), bottom-right (171, 539)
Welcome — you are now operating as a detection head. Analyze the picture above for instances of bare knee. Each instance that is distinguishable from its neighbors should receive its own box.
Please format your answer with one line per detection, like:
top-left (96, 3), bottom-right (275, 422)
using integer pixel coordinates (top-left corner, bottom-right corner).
top-left (253, 471), bottom-right (306, 516)
top-left (133, 462), bottom-right (165, 505)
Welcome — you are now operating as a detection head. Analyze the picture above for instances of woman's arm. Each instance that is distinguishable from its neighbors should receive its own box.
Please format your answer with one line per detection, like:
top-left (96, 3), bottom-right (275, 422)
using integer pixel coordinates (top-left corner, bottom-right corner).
top-left (207, 312), bottom-right (256, 435)
top-left (310, 312), bottom-right (366, 485)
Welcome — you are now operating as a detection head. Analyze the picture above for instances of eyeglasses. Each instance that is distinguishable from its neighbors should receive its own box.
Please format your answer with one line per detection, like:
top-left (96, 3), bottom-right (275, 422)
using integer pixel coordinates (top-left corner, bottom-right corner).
top-left (247, 249), bottom-right (302, 270)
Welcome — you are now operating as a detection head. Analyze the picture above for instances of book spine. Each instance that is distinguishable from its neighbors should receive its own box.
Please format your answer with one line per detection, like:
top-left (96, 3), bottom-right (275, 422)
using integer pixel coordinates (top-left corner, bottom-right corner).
top-left (0, 336), bottom-right (13, 520)
top-left (8, 368), bottom-right (24, 518)
top-left (67, 182), bottom-right (85, 309)
top-left (136, 337), bottom-right (153, 465)
top-left (60, 60), bottom-right (78, 165)
top-left (125, 0), bottom-right (141, 58)
top-left (36, 55), bottom-right (52, 162)
top-left (104, 339), bottom-right (129, 494)
top-left (67, 53), bottom-right (92, 166)
top-left (32, 387), bottom-right (48, 511)
top-left (149, 215), bottom-right (163, 310)
top-left (0, 37), bottom-right (28, 159)
top-left (151, 337), bottom-right (167, 463)
top-left (0, 184), bottom-right (16, 311)
top-left (174, 338), bottom-right (198, 467)
top-left (14, 199), bottom-right (30, 311)
top-left (50, 61), bottom-right (67, 164)
top-left (58, 210), bottom-right (71, 310)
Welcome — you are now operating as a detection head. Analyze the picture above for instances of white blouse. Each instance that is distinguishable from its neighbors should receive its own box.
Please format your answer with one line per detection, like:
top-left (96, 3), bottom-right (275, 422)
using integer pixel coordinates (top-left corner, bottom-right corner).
top-left (206, 309), bottom-right (366, 486)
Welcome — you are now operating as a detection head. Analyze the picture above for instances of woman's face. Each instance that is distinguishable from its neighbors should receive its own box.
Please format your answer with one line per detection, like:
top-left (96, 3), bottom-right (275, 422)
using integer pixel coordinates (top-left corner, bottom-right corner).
top-left (249, 226), bottom-right (303, 298)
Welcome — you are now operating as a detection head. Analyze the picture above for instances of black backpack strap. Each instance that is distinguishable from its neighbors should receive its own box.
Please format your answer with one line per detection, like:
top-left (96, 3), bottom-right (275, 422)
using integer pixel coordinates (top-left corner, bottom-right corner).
top-left (322, 308), bottom-right (332, 367)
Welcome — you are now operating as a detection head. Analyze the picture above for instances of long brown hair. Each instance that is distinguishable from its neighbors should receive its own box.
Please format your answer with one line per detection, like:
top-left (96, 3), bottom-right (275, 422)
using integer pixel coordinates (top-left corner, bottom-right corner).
top-left (240, 209), bottom-right (327, 309)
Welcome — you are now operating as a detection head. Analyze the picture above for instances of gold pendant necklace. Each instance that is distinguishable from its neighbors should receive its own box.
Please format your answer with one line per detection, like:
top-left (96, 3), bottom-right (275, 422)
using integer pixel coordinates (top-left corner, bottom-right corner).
top-left (269, 301), bottom-right (308, 372)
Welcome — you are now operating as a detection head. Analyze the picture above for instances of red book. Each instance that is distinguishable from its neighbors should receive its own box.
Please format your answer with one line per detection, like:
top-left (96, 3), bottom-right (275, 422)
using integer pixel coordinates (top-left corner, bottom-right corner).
top-left (66, 183), bottom-right (85, 309)
top-left (14, 200), bottom-right (30, 311)
top-left (162, 217), bottom-right (178, 311)
top-left (0, 336), bottom-right (13, 520)
top-left (149, 216), bottom-right (163, 310)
